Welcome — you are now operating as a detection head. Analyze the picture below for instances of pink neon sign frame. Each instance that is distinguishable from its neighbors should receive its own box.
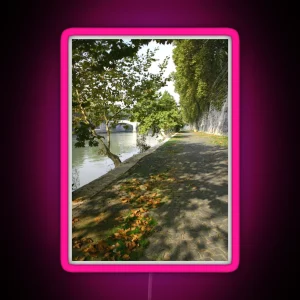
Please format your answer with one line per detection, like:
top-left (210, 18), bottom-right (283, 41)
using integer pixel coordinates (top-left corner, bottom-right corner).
top-left (61, 28), bottom-right (240, 273)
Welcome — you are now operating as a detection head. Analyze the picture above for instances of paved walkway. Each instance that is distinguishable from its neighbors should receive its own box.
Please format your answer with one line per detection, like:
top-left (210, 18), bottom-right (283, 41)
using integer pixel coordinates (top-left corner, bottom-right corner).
top-left (72, 132), bottom-right (228, 261)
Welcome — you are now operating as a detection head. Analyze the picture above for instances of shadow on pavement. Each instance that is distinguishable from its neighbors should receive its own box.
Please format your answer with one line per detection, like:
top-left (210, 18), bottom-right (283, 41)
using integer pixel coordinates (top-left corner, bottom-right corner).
top-left (72, 132), bottom-right (229, 261)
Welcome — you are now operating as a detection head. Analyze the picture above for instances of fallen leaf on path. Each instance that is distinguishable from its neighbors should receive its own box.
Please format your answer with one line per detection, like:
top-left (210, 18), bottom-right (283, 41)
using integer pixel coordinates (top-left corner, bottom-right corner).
top-left (83, 245), bottom-right (97, 254)
top-left (131, 234), bottom-right (141, 241)
top-left (129, 192), bottom-right (136, 198)
top-left (97, 241), bottom-right (109, 252)
top-left (73, 243), bottom-right (82, 249)
top-left (74, 256), bottom-right (85, 261)
top-left (167, 178), bottom-right (176, 182)
top-left (81, 237), bottom-right (93, 244)
top-left (125, 241), bottom-right (136, 250)
top-left (73, 197), bottom-right (84, 203)
top-left (89, 253), bottom-right (98, 258)
top-left (139, 185), bottom-right (147, 191)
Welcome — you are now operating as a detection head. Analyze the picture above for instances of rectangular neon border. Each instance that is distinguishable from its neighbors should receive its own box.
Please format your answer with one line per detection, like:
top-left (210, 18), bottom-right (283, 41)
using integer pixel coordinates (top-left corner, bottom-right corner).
top-left (61, 28), bottom-right (239, 273)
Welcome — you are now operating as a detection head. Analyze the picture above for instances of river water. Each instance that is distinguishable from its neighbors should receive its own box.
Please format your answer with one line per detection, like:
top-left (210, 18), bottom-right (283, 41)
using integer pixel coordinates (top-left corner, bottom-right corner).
top-left (72, 132), bottom-right (163, 190)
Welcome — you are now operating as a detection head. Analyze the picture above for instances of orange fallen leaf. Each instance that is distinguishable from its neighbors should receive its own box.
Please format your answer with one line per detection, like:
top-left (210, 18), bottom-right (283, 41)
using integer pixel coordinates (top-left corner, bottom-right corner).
top-left (74, 256), bottom-right (85, 261)
top-left (122, 254), bottom-right (130, 260)
top-left (81, 238), bottom-right (93, 244)
top-left (128, 241), bottom-right (136, 250)
top-left (73, 243), bottom-right (82, 249)
top-left (139, 185), bottom-right (147, 191)
top-left (72, 218), bottom-right (79, 224)
top-left (97, 241), bottom-right (108, 251)
top-left (89, 253), bottom-right (98, 258)
top-left (83, 245), bottom-right (97, 254)
top-left (73, 197), bottom-right (84, 203)
top-left (131, 234), bottom-right (140, 241)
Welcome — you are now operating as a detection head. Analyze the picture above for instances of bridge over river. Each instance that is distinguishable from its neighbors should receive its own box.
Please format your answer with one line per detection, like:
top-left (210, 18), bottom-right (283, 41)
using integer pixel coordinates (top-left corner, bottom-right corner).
top-left (95, 120), bottom-right (139, 133)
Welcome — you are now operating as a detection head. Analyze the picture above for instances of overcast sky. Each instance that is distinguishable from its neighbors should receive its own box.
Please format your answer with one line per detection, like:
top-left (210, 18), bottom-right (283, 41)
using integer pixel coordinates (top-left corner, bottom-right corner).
top-left (137, 41), bottom-right (179, 103)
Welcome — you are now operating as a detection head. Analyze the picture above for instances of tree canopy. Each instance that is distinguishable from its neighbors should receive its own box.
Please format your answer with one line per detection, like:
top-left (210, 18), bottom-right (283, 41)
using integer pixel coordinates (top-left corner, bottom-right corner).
top-left (133, 91), bottom-right (183, 136)
top-left (172, 39), bottom-right (228, 126)
top-left (72, 39), bottom-right (169, 166)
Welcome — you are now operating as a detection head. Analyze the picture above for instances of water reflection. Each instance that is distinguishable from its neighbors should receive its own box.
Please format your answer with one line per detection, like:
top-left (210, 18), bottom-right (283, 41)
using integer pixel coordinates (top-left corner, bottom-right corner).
top-left (72, 132), bottom-right (162, 190)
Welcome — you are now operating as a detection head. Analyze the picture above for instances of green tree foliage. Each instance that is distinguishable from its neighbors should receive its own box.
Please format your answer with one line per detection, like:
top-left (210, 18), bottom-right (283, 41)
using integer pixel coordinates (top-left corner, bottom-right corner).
top-left (172, 39), bottom-right (228, 126)
top-left (72, 39), bottom-right (168, 166)
top-left (133, 91), bottom-right (183, 136)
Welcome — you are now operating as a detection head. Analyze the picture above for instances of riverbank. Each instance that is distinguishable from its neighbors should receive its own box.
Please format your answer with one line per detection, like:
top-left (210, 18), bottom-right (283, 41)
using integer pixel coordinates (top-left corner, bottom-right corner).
top-left (72, 133), bottom-right (174, 204)
top-left (72, 132), bottom-right (164, 189)
top-left (72, 131), bottom-right (228, 262)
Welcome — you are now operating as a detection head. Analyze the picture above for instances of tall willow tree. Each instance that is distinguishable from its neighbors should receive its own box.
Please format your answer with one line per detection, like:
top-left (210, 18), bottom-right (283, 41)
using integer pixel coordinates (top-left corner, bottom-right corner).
top-left (172, 39), bottom-right (228, 126)
top-left (72, 39), bottom-right (168, 167)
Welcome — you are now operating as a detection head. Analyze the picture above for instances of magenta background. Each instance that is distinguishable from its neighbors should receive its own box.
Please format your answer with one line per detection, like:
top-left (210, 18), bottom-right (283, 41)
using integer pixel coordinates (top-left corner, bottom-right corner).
top-left (61, 27), bottom-right (239, 273)
top-left (6, 0), bottom-right (292, 299)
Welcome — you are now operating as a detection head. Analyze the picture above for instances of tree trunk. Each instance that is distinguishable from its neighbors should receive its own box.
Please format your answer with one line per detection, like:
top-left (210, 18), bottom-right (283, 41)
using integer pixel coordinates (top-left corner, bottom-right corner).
top-left (76, 94), bottom-right (121, 167)
top-left (106, 122), bottom-right (111, 150)
top-left (99, 138), bottom-right (121, 167)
